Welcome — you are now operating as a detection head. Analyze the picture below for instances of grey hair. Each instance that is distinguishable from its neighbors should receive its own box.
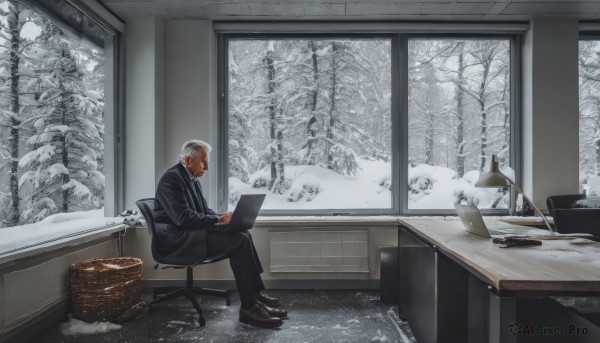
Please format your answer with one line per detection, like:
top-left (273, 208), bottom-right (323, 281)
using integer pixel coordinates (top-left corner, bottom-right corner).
top-left (179, 139), bottom-right (212, 162)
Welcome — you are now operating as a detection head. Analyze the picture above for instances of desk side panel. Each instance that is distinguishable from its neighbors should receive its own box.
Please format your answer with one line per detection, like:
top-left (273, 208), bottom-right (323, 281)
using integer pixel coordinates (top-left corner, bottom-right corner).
top-left (398, 226), bottom-right (437, 343)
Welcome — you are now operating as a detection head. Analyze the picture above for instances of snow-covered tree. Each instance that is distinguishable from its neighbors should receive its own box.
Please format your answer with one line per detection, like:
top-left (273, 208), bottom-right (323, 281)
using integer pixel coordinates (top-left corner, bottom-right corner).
top-left (19, 26), bottom-right (104, 223)
top-left (408, 40), bottom-right (448, 166)
top-left (0, 1), bottom-right (105, 228)
top-left (228, 43), bottom-right (257, 183)
top-left (407, 39), bottom-right (510, 207)
top-left (461, 40), bottom-right (506, 171)
top-left (0, 1), bottom-right (44, 227)
top-left (579, 41), bottom-right (600, 182)
top-left (452, 42), bottom-right (467, 177)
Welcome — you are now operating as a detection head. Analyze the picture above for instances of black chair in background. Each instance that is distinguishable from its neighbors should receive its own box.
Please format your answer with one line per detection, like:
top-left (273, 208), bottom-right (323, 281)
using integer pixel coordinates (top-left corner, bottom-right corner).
top-left (546, 194), bottom-right (600, 235)
top-left (136, 198), bottom-right (230, 326)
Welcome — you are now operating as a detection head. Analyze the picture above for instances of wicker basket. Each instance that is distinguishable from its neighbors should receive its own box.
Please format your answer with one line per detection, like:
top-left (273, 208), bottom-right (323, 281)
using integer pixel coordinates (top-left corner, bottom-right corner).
top-left (70, 257), bottom-right (143, 322)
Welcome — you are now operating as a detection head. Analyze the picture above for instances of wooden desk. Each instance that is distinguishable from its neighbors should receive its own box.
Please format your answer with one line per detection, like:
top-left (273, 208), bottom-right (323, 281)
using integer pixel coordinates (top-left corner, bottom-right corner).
top-left (397, 218), bottom-right (600, 343)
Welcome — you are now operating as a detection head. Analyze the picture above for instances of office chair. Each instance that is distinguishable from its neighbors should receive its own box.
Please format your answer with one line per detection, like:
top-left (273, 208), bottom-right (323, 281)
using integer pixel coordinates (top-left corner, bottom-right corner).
top-left (136, 198), bottom-right (230, 326)
top-left (546, 194), bottom-right (600, 235)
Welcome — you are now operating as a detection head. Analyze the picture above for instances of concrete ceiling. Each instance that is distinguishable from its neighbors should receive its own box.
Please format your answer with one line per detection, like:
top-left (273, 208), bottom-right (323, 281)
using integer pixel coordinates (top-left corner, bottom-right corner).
top-left (97, 0), bottom-right (600, 21)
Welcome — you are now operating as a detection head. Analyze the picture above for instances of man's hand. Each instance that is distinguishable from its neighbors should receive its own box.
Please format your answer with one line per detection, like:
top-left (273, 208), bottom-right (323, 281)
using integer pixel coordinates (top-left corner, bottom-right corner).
top-left (218, 211), bottom-right (233, 225)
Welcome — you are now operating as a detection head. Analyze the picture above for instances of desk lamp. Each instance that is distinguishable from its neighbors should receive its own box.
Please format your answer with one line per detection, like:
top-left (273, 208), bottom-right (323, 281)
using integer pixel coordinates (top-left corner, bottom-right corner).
top-left (475, 154), bottom-right (555, 235)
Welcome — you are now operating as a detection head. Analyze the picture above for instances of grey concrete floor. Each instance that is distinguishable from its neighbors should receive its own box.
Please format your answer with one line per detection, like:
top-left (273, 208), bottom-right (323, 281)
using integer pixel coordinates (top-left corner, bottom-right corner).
top-left (35, 289), bottom-right (416, 343)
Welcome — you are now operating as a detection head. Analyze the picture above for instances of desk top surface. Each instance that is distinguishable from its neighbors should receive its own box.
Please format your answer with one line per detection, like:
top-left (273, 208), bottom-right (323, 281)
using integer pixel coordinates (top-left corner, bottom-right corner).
top-left (398, 218), bottom-right (600, 293)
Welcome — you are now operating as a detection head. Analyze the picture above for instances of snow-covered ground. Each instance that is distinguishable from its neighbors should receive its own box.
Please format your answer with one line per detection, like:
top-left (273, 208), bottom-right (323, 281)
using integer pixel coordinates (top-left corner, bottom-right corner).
top-left (229, 159), bottom-right (510, 210)
top-left (408, 163), bottom-right (511, 209)
top-left (230, 159), bottom-right (392, 210)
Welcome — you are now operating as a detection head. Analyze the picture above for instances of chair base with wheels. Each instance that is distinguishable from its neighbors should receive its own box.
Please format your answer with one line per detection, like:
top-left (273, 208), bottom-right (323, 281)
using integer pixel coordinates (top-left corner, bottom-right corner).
top-left (149, 264), bottom-right (231, 326)
top-left (136, 198), bottom-right (231, 326)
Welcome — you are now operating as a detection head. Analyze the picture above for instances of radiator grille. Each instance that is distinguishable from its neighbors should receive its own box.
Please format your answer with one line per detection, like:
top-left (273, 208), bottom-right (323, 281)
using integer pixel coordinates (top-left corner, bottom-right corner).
top-left (270, 231), bottom-right (368, 272)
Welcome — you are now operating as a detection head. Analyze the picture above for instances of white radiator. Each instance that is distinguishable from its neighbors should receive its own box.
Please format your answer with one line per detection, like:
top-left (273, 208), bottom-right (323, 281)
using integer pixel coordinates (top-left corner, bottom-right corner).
top-left (269, 230), bottom-right (368, 272)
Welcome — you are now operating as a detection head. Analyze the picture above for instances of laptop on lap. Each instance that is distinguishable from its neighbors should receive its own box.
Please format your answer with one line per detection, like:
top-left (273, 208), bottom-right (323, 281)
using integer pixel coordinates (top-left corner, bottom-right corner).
top-left (454, 203), bottom-right (507, 238)
top-left (220, 194), bottom-right (266, 234)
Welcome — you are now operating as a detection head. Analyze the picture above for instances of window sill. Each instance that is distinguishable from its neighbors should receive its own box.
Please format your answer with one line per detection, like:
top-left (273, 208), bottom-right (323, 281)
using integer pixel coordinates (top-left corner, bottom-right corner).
top-left (0, 223), bottom-right (127, 268)
top-left (254, 216), bottom-right (401, 227)
top-left (130, 215), bottom-right (552, 230)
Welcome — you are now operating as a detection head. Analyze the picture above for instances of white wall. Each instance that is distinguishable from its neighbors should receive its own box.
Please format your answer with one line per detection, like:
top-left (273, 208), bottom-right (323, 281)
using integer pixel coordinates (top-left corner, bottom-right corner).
top-left (124, 18), bottom-right (165, 210)
top-left (522, 18), bottom-right (580, 208)
top-left (163, 19), bottom-right (218, 201)
top-left (125, 223), bottom-right (397, 288)
top-left (125, 18), bottom-right (218, 209)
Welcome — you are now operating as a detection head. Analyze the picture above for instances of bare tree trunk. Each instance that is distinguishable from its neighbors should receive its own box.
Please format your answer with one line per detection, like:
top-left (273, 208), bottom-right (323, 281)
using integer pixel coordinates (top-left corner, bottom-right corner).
top-left (500, 67), bottom-right (509, 165)
top-left (455, 45), bottom-right (466, 178)
top-left (275, 126), bottom-right (285, 192)
top-left (478, 51), bottom-right (492, 172)
top-left (58, 70), bottom-right (71, 212)
top-left (8, 1), bottom-right (21, 226)
top-left (425, 65), bottom-right (435, 165)
top-left (305, 40), bottom-right (319, 164)
top-left (479, 103), bottom-right (487, 171)
top-left (327, 42), bottom-right (337, 169)
top-left (425, 110), bottom-right (434, 165)
top-left (265, 48), bottom-right (277, 191)
top-left (263, 46), bottom-right (286, 193)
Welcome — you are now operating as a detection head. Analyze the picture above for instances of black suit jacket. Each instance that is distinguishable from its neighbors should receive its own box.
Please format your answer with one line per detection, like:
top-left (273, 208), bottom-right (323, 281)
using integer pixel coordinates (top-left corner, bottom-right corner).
top-left (154, 163), bottom-right (219, 263)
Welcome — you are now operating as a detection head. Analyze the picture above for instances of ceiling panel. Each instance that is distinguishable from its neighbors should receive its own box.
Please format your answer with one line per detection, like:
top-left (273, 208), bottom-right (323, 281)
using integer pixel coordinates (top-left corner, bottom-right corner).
top-left (420, 3), bottom-right (454, 15)
top-left (247, 2), bottom-right (346, 16)
top-left (453, 2), bottom-right (497, 14)
top-left (109, 2), bottom-right (256, 17)
top-left (345, 2), bottom-right (422, 16)
top-left (502, 2), bottom-right (600, 15)
top-left (98, 0), bottom-right (600, 19)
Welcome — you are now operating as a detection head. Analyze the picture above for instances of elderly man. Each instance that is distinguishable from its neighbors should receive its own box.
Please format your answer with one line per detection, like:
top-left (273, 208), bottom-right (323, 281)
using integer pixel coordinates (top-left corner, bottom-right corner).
top-left (154, 139), bottom-right (287, 328)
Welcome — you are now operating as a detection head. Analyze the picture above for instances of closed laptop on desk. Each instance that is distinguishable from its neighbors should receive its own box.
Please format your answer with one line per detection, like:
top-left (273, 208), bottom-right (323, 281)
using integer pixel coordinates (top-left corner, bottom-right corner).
top-left (454, 203), bottom-right (507, 237)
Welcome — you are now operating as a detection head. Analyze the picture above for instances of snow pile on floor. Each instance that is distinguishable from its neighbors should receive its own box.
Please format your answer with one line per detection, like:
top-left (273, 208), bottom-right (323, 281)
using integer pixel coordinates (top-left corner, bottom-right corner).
top-left (60, 315), bottom-right (122, 336)
top-left (372, 329), bottom-right (389, 342)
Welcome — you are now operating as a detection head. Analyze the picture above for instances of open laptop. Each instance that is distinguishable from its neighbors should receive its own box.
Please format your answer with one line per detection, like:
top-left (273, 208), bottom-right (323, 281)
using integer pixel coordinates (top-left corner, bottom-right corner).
top-left (454, 203), bottom-right (507, 238)
top-left (219, 194), bottom-right (266, 234)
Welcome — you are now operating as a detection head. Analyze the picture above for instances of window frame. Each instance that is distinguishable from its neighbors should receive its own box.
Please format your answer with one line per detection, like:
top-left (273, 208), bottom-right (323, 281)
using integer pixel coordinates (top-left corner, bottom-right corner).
top-left (217, 28), bottom-right (521, 216)
top-left (402, 33), bottom-right (521, 216)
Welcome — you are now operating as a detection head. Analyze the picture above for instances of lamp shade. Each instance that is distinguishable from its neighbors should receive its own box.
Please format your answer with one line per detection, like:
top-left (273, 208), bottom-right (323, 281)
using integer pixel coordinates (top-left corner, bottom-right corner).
top-left (475, 155), bottom-right (509, 188)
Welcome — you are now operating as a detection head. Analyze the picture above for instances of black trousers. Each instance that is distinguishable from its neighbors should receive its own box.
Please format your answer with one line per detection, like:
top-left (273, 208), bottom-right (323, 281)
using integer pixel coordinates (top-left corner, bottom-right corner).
top-left (206, 230), bottom-right (265, 306)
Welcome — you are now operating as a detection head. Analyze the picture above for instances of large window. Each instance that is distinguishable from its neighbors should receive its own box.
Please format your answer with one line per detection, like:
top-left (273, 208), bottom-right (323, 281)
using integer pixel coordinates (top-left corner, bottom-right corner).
top-left (0, 0), bottom-right (120, 229)
top-left (225, 37), bottom-right (392, 212)
top-left (579, 39), bottom-right (600, 195)
top-left (220, 31), bottom-right (517, 214)
top-left (408, 39), bottom-right (512, 210)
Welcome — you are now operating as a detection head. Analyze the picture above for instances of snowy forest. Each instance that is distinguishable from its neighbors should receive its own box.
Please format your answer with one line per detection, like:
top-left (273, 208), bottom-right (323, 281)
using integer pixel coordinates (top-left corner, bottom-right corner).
top-left (408, 39), bottom-right (511, 209)
top-left (579, 40), bottom-right (600, 195)
top-left (0, 1), bottom-right (105, 229)
top-left (227, 38), bottom-right (512, 210)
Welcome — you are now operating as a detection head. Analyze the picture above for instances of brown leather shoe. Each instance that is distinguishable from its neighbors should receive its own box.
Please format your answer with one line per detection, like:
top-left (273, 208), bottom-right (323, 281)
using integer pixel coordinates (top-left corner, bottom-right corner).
top-left (239, 303), bottom-right (283, 328)
top-left (257, 300), bottom-right (288, 319)
top-left (255, 292), bottom-right (280, 307)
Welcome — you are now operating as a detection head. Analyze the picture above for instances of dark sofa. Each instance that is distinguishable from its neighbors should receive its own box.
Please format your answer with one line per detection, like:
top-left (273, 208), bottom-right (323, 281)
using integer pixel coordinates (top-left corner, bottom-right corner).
top-left (546, 194), bottom-right (600, 235)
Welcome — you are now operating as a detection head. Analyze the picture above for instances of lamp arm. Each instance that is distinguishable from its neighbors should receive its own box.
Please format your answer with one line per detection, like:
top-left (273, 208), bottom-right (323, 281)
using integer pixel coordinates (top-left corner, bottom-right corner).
top-left (504, 178), bottom-right (556, 235)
